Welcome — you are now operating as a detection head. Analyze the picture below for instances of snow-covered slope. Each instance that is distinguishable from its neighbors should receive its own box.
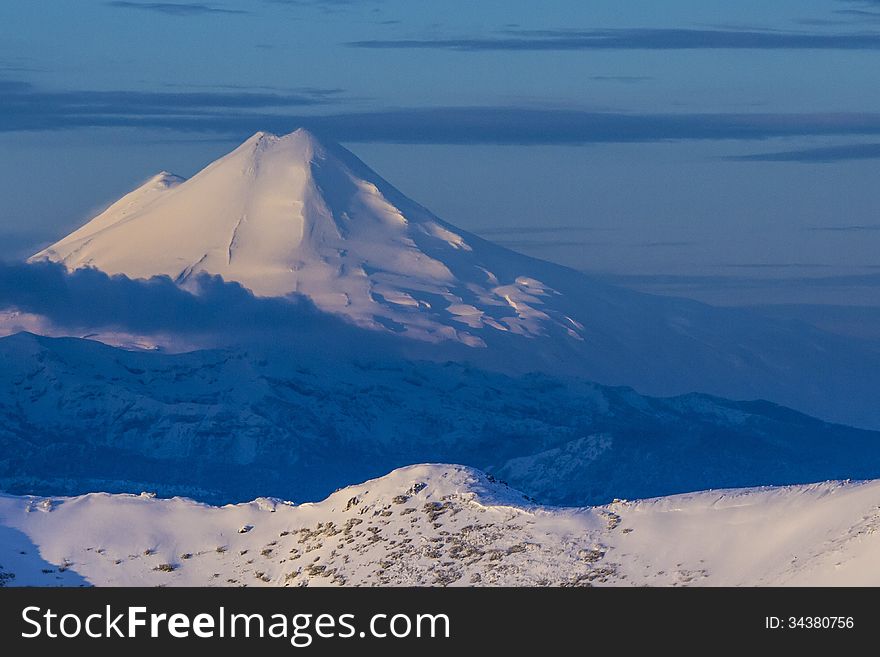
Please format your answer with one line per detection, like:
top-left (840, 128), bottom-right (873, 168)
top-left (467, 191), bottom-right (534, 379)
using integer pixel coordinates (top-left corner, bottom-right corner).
top-left (27, 129), bottom-right (880, 429)
top-left (44, 171), bottom-right (185, 249)
top-left (2, 464), bottom-right (878, 587)
top-left (3, 331), bottom-right (880, 506)
top-left (32, 129), bottom-right (577, 346)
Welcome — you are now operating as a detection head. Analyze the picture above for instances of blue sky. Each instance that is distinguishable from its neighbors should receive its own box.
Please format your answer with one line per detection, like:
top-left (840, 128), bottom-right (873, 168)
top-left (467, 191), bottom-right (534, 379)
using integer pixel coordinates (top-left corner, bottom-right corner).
top-left (1, 0), bottom-right (879, 306)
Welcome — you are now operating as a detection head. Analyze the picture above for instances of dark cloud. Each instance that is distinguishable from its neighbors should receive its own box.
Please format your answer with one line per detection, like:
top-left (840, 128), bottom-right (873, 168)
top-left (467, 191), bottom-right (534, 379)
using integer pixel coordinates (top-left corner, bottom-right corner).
top-left (2, 79), bottom-right (340, 108)
top-left (0, 261), bottom-right (362, 342)
top-left (725, 143), bottom-right (880, 162)
top-left (106, 1), bottom-right (248, 15)
top-left (347, 27), bottom-right (880, 51)
top-left (0, 78), bottom-right (342, 132)
top-left (5, 79), bottom-right (880, 145)
top-left (279, 108), bottom-right (880, 145)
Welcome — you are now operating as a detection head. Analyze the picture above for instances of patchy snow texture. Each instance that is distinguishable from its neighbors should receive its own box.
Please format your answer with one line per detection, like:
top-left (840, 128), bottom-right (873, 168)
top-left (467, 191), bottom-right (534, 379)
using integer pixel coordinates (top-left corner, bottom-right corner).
top-left (1, 464), bottom-right (878, 587)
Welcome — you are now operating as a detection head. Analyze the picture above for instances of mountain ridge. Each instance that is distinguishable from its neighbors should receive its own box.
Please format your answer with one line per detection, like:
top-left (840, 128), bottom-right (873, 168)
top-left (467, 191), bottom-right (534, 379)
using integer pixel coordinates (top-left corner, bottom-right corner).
top-left (3, 463), bottom-right (880, 587)
top-left (3, 330), bottom-right (879, 506)
top-left (21, 129), bottom-right (880, 429)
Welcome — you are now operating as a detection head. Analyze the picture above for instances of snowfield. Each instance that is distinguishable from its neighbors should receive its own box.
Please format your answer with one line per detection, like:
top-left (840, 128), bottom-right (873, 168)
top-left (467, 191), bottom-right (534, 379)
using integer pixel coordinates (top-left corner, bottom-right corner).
top-left (1, 464), bottom-right (878, 587)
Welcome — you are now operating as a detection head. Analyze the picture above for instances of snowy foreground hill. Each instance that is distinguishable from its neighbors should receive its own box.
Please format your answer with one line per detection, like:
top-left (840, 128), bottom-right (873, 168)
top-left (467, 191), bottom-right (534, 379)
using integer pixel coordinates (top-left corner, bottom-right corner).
top-left (2, 464), bottom-right (878, 587)
top-left (3, 332), bottom-right (880, 506)
top-left (27, 129), bottom-right (880, 429)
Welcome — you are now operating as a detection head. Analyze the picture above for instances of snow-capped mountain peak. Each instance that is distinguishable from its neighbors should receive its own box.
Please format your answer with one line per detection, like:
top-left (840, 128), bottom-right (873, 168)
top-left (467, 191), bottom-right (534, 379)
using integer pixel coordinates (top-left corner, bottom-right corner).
top-left (32, 129), bottom-right (580, 346)
top-left (23, 130), bottom-right (880, 430)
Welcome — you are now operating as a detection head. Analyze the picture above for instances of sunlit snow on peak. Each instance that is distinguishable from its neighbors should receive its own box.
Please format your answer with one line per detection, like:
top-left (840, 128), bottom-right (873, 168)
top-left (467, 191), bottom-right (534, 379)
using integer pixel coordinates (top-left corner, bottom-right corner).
top-left (31, 129), bottom-right (583, 346)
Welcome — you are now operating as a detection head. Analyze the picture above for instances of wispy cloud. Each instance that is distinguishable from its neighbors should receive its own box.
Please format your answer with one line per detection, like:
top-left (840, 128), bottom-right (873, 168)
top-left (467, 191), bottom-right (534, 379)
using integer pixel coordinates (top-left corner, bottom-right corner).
top-left (259, 108), bottom-right (880, 145)
top-left (265, 0), bottom-right (358, 5)
top-left (494, 240), bottom-right (611, 249)
top-left (809, 223), bottom-right (880, 232)
top-left (264, 0), bottom-right (378, 14)
top-left (348, 27), bottom-right (880, 52)
top-left (589, 75), bottom-right (653, 83)
top-left (106, 1), bottom-right (248, 15)
top-left (835, 9), bottom-right (880, 21)
top-left (474, 225), bottom-right (691, 249)
top-left (495, 239), bottom-right (695, 250)
top-left (158, 81), bottom-right (344, 96)
top-left (6, 80), bottom-right (880, 145)
top-left (725, 143), bottom-right (880, 162)
top-left (602, 271), bottom-right (880, 290)
top-left (800, 7), bottom-right (880, 25)
top-left (0, 60), bottom-right (46, 74)
top-left (639, 241), bottom-right (697, 247)
top-left (0, 78), bottom-right (343, 132)
top-left (718, 263), bottom-right (836, 269)
top-left (472, 225), bottom-right (616, 236)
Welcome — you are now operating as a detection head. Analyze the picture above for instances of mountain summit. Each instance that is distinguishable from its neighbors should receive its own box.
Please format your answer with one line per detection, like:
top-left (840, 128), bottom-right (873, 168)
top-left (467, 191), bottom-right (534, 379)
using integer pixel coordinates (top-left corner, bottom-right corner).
top-left (32, 129), bottom-right (582, 346)
top-left (29, 129), bottom-right (880, 429)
